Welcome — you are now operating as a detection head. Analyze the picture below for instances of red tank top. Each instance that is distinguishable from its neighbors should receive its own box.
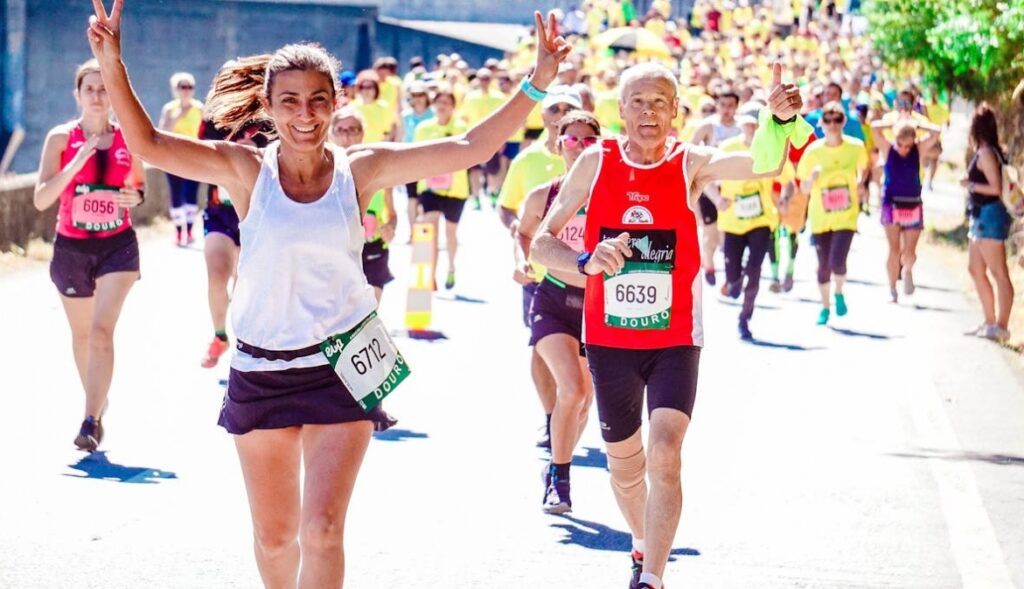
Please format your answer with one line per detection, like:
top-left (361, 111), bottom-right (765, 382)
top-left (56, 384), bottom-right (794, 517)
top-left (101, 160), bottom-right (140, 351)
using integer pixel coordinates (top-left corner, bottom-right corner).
top-left (583, 138), bottom-right (702, 349)
top-left (56, 124), bottom-right (134, 239)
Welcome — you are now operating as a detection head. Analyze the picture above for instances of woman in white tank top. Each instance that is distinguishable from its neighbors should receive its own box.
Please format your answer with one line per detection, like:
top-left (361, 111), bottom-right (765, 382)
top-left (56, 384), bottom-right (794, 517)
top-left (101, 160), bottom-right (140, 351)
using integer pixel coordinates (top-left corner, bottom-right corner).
top-left (87, 3), bottom-right (570, 586)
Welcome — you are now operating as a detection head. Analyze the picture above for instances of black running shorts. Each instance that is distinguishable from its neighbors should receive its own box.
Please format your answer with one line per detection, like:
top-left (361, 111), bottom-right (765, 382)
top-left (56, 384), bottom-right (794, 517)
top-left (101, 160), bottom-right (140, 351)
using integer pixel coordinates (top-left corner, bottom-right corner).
top-left (586, 344), bottom-right (700, 443)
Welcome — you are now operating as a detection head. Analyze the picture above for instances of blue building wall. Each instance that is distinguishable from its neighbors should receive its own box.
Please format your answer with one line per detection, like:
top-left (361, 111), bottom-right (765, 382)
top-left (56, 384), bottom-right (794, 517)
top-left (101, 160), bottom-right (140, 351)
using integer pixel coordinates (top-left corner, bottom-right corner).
top-left (379, 0), bottom-right (695, 24)
top-left (11, 0), bottom-right (378, 173)
top-left (374, 21), bottom-right (503, 71)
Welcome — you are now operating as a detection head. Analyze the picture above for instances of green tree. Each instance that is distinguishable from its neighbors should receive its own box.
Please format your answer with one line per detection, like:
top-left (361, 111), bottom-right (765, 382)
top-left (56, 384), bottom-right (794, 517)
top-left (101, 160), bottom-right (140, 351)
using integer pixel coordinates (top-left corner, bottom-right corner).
top-left (865, 0), bottom-right (1024, 161)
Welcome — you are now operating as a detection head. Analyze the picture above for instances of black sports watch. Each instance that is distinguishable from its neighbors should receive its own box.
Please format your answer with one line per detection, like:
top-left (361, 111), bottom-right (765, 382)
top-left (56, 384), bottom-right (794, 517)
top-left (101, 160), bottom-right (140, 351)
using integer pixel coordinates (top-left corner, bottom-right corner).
top-left (576, 251), bottom-right (592, 275)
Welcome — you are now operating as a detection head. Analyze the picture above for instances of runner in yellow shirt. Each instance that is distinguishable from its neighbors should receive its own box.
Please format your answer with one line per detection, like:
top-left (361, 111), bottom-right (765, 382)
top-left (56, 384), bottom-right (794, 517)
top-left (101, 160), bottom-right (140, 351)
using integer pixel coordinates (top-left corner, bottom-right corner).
top-left (797, 102), bottom-right (868, 325)
top-left (414, 88), bottom-right (470, 290)
top-left (354, 70), bottom-right (397, 142)
top-left (717, 116), bottom-right (781, 339)
top-left (461, 68), bottom-right (509, 208)
top-left (158, 71), bottom-right (204, 244)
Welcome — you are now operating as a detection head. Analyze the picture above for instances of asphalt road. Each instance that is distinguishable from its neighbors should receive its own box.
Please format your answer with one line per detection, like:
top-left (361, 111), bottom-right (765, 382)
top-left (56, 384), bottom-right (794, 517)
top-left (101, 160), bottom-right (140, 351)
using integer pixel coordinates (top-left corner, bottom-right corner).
top-left (1, 182), bottom-right (1021, 589)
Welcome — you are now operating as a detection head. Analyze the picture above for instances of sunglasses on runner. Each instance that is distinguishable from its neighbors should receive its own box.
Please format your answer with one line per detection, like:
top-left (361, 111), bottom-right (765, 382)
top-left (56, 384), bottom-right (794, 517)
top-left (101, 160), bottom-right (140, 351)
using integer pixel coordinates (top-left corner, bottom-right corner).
top-left (559, 134), bottom-right (599, 149)
top-left (334, 126), bottom-right (363, 135)
top-left (547, 104), bottom-right (573, 116)
top-left (358, 84), bottom-right (376, 91)
top-left (822, 115), bottom-right (844, 125)
top-left (177, 84), bottom-right (194, 90)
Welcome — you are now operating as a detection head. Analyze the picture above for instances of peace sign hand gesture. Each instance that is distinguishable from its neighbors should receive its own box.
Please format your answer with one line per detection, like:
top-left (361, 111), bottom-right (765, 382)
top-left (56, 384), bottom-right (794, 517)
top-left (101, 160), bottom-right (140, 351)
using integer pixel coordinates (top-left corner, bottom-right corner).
top-left (87, 0), bottom-right (124, 65)
top-left (530, 11), bottom-right (573, 90)
top-left (766, 63), bottom-right (802, 122)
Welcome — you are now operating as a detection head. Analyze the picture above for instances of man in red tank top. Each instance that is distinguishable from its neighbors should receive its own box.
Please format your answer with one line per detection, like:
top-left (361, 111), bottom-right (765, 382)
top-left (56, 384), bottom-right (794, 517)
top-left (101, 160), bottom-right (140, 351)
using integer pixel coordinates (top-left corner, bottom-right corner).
top-left (532, 62), bottom-right (804, 589)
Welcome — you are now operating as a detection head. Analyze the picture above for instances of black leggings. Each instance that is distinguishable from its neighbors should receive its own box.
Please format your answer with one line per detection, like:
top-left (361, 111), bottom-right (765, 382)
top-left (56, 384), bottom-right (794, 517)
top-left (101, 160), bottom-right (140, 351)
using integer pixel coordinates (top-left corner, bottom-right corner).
top-left (813, 230), bottom-right (854, 284)
top-left (723, 227), bottom-right (772, 321)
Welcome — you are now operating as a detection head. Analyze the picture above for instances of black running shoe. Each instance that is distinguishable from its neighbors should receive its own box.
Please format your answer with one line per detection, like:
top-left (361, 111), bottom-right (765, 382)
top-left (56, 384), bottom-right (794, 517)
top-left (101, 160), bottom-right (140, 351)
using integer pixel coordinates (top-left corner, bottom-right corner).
top-left (74, 417), bottom-right (99, 452)
top-left (542, 478), bottom-right (572, 514)
top-left (628, 550), bottom-right (644, 589)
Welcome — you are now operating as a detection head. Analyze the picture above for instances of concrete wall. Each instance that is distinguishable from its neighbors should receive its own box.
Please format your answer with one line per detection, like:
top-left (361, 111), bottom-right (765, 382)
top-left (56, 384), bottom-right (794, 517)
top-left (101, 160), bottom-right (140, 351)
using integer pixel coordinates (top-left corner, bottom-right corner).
top-left (379, 0), bottom-right (695, 24)
top-left (0, 167), bottom-right (175, 253)
top-left (10, 0), bottom-right (380, 174)
top-left (374, 21), bottom-right (503, 69)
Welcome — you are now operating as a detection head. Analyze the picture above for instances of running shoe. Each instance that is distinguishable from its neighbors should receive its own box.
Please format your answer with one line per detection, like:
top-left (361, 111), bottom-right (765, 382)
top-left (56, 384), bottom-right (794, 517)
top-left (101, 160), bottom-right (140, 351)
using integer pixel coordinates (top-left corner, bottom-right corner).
top-left (373, 409), bottom-right (399, 433)
top-left (768, 280), bottom-right (782, 293)
top-left (489, 193), bottom-right (499, 209)
top-left (835, 293), bottom-right (848, 316)
top-left (536, 424), bottom-right (552, 449)
top-left (738, 318), bottom-right (753, 340)
top-left (782, 274), bottom-right (794, 293)
top-left (201, 337), bottom-right (230, 368)
top-left (542, 478), bottom-right (572, 514)
top-left (471, 197), bottom-right (482, 211)
top-left (704, 269), bottom-right (716, 286)
top-left (445, 271), bottom-right (456, 290)
top-left (903, 270), bottom-right (915, 296)
top-left (186, 230), bottom-right (195, 246)
top-left (982, 325), bottom-right (1011, 343)
top-left (720, 281), bottom-right (741, 299)
top-left (74, 416), bottom-right (100, 452)
top-left (816, 308), bottom-right (830, 325)
top-left (628, 550), bottom-right (644, 589)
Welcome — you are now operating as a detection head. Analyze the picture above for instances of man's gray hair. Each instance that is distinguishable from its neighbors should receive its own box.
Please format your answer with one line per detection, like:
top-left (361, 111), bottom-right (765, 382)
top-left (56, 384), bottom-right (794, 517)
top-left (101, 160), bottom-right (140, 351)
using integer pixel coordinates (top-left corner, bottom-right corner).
top-left (618, 63), bottom-right (679, 102)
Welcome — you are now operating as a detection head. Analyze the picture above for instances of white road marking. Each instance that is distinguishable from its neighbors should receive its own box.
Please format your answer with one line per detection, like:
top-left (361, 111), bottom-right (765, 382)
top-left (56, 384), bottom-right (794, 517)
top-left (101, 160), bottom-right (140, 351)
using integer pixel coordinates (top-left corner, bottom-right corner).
top-left (911, 379), bottom-right (1014, 589)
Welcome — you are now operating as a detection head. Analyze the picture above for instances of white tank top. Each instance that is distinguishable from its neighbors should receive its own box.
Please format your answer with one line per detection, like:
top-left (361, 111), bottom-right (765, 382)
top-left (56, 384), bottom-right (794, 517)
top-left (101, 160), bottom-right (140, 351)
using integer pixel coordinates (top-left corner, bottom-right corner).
top-left (711, 117), bottom-right (742, 147)
top-left (230, 141), bottom-right (376, 371)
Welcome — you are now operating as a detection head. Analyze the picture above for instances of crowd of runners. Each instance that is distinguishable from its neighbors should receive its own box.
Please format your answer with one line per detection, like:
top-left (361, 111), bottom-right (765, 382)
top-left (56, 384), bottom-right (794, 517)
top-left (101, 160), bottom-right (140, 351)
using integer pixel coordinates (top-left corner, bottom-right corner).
top-left (30, 0), bottom-right (1024, 587)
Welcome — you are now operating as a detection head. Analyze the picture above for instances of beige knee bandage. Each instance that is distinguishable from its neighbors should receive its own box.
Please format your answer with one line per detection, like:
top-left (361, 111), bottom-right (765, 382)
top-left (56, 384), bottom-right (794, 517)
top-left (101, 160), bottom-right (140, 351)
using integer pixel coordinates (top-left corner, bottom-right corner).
top-left (608, 448), bottom-right (647, 500)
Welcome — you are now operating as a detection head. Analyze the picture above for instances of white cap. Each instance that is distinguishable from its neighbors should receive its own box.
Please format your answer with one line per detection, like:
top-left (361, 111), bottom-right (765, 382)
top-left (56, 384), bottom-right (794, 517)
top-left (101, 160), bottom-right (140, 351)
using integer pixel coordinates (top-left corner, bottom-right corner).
top-left (541, 85), bottom-right (583, 110)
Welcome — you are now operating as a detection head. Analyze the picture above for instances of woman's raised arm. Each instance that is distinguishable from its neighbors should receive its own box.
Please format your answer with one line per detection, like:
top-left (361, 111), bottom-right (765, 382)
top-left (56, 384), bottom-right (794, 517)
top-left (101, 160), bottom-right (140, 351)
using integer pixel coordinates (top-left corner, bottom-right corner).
top-left (349, 11), bottom-right (571, 200)
top-left (87, 0), bottom-right (255, 190)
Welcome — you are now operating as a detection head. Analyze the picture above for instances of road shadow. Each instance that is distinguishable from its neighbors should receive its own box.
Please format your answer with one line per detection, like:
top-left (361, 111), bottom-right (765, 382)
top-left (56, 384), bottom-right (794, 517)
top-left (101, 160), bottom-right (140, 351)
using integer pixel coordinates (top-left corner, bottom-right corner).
top-left (828, 326), bottom-right (897, 340)
top-left (716, 299), bottom-right (780, 311)
top-left (64, 452), bottom-right (178, 484)
top-left (793, 297), bottom-right (821, 305)
top-left (551, 515), bottom-right (700, 560)
top-left (373, 428), bottom-right (429, 442)
top-left (435, 293), bottom-right (488, 304)
top-left (886, 449), bottom-right (1024, 466)
top-left (743, 338), bottom-right (824, 351)
top-left (845, 277), bottom-right (886, 287)
top-left (573, 447), bottom-right (609, 470)
top-left (910, 303), bottom-right (954, 313)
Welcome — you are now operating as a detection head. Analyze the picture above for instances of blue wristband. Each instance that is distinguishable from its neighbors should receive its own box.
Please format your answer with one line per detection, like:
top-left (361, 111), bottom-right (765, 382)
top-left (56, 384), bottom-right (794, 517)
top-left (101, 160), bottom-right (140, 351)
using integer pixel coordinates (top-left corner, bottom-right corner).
top-left (520, 77), bottom-right (547, 102)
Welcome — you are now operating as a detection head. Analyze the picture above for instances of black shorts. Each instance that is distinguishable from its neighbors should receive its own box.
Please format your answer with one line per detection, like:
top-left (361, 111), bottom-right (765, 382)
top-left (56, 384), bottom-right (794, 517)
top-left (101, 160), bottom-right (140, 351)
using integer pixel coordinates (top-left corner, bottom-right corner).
top-left (502, 142), bottom-right (521, 160)
top-left (203, 204), bottom-right (241, 247)
top-left (522, 281), bottom-right (538, 329)
top-left (471, 151), bottom-right (502, 176)
top-left (524, 128), bottom-right (544, 140)
top-left (362, 239), bottom-right (394, 288)
top-left (528, 277), bottom-right (585, 355)
top-left (50, 229), bottom-right (140, 298)
top-left (586, 344), bottom-right (701, 443)
top-left (419, 191), bottom-right (468, 224)
top-left (698, 194), bottom-right (718, 225)
top-left (406, 181), bottom-right (419, 201)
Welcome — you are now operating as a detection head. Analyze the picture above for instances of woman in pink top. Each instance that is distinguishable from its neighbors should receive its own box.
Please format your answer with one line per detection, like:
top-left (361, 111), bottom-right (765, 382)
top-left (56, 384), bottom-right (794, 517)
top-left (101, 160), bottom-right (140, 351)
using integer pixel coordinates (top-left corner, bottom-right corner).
top-left (32, 58), bottom-right (145, 452)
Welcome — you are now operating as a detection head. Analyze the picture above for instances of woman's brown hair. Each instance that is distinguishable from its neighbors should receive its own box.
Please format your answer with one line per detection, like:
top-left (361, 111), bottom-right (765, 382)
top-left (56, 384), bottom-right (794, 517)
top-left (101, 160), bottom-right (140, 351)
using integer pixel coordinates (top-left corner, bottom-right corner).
top-left (969, 102), bottom-right (1004, 161)
top-left (204, 43), bottom-right (340, 139)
